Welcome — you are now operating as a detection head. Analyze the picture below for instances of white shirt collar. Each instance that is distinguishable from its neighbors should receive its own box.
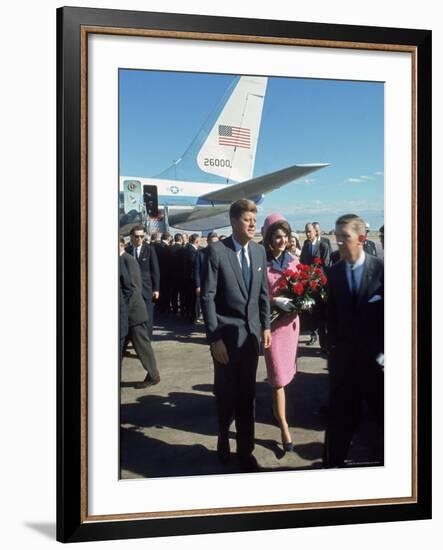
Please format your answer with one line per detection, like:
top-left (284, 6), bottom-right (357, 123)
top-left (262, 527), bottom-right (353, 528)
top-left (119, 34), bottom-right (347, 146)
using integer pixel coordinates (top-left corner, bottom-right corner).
top-left (346, 250), bottom-right (365, 269)
top-left (231, 236), bottom-right (249, 252)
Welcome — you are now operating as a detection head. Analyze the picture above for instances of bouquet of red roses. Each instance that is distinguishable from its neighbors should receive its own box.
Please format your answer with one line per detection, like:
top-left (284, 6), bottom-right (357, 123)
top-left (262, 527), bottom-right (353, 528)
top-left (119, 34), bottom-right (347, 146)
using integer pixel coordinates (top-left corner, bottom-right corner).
top-left (271, 257), bottom-right (328, 324)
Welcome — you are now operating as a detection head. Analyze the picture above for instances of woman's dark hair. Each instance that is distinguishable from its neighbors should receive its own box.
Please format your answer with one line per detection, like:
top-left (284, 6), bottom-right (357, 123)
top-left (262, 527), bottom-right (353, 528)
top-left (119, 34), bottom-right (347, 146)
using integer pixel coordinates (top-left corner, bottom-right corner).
top-left (263, 220), bottom-right (291, 250)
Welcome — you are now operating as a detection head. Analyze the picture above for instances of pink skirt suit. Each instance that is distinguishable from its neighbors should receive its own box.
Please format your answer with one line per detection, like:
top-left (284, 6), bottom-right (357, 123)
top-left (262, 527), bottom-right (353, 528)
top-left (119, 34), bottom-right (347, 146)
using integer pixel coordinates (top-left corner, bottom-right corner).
top-left (264, 252), bottom-right (300, 388)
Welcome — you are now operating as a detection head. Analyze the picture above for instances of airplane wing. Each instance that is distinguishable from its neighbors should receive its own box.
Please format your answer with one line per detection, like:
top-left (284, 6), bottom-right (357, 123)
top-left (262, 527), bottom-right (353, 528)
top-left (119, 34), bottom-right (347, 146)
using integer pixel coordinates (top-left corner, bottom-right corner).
top-left (168, 162), bottom-right (330, 231)
top-left (200, 163), bottom-right (330, 203)
top-left (168, 205), bottom-right (231, 231)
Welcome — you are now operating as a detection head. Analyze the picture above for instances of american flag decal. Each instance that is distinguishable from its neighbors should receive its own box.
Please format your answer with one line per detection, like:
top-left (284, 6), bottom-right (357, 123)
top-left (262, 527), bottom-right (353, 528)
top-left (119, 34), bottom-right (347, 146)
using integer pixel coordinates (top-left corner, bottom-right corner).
top-left (218, 125), bottom-right (251, 149)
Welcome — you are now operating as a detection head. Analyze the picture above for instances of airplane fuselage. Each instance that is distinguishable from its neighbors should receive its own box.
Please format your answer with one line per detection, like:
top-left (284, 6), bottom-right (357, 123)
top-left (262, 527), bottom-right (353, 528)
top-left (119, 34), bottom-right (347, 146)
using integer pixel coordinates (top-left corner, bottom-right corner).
top-left (119, 176), bottom-right (263, 208)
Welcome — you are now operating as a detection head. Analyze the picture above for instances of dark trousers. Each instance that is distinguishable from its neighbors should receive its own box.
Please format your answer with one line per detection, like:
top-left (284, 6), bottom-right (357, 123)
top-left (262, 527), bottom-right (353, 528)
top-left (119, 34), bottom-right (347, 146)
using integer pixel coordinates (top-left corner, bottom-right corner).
top-left (324, 349), bottom-right (384, 467)
top-left (125, 322), bottom-right (159, 381)
top-left (213, 335), bottom-right (258, 457)
top-left (143, 297), bottom-right (154, 338)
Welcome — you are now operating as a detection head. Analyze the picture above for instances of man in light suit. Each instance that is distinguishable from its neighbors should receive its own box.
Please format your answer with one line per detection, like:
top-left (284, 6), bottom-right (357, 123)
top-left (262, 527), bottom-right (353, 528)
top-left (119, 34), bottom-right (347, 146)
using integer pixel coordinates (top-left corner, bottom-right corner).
top-left (324, 214), bottom-right (384, 468)
top-left (125, 225), bottom-right (160, 338)
top-left (200, 199), bottom-right (271, 472)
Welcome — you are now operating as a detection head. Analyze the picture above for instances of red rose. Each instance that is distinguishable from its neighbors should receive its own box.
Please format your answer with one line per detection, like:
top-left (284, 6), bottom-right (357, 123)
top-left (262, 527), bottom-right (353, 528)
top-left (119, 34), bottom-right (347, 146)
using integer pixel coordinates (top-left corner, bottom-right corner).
top-left (313, 267), bottom-right (322, 275)
top-left (278, 278), bottom-right (287, 290)
top-left (283, 269), bottom-right (292, 277)
top-left (310, 280), bottom-right (318, 291)
top-left (294, 282), bottom-right (304, 295)
top-left (313, 257), bottom-right (322, 265)
top-left (320, 275), bottom-right (327, 285)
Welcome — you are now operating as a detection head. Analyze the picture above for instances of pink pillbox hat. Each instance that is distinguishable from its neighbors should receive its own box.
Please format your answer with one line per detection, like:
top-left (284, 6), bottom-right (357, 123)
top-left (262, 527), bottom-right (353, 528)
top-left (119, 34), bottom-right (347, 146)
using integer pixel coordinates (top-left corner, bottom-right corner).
top-left (262, 213), bottom-right (287, 237)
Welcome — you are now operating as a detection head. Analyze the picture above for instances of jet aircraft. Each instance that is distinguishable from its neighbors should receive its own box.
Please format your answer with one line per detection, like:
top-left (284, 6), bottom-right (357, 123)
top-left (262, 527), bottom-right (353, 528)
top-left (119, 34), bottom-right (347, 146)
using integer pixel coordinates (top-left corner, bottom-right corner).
top-left (120, 75), bottom-right (329, 234)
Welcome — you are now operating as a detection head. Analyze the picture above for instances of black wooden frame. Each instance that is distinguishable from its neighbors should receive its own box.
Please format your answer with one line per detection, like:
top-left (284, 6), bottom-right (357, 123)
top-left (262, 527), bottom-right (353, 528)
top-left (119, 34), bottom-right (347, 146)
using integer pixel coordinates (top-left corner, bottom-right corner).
top-left (57, 6), bottom-right (432, 542)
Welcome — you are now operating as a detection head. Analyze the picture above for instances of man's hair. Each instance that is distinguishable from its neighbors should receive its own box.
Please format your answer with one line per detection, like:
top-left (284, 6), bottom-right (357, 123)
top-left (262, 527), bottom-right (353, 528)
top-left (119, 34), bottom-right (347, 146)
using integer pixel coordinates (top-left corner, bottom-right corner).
top-left (161, 232), bottom-right (171, 241)
top-left (263, 220), bottom-right (291, 250)
top-left (312, 221), bottom-right (320, 227)
top-left (305, 222), bottom-right (313, 231)
top-left (189, 233), bottom-right (200, 244)
top-left (335, 214), bottom-right (366, 235)
top-left (229, 198), bottom-right (257, 220)
top-left (130, 224), bottom-right (145, 235)
top-left (174, 233), bottom-right (183, 243)
top-left (119, 236), bottom-right (125, 245)
top-left (379, 224), bottom-right (384, 233)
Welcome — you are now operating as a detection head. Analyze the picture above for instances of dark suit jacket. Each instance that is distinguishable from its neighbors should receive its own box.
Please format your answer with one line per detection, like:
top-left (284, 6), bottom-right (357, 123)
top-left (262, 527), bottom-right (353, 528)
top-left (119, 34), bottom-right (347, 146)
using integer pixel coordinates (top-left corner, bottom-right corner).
top-left (200, 236), bottom-right (271, 363)
top-left (154, 241), bottom-right (172, 278)
top-left (363, 239), bottom-right (377, 256)
top-left (119, 256), bottom-right (132, 339)
top-left (194, 247), bottom-right (207, 288)
top-left (327, 254), bottom-right (384, 371)
top-left (320, 236), bottom-right (333, 255)
top-left (330, 250), bottom-right (341, 265)
top-left (183, 243), bottom-right (198, 284)
top-left (121, 252), bottom-right (148, 326)
top-left (300, 239), bottom-right (330, 267)
top-left (125, 243), bottom-right (160, 300)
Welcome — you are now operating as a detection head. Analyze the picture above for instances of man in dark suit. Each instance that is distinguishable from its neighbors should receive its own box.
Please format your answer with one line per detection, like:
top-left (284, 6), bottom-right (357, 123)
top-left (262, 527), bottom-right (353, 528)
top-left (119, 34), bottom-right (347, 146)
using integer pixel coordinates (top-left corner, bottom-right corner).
top-left (153, 232), bottom-right (173, 314)
top-left (313, 221), bottom-right (333, 260)
top-left (324, 214), bottom-right (384, 468)
top-left (183, 233), bottom-right (201, 323)
top-left (169, 233), bottom-right (184, 315)
top-left (300, 223), bottom-right (330, 266)
top-left (301, 223), bottom-right (330, 349)
top-left (119, 255), bottom-right (132, 363)
top-left (125, 225), bottom-right (160, 338)
top-left (363, 222), bottom-right (378, 256)
top-left (120, 238), bottom-right (160, 388)
top-left (201, 199), bottom-right (271, 472)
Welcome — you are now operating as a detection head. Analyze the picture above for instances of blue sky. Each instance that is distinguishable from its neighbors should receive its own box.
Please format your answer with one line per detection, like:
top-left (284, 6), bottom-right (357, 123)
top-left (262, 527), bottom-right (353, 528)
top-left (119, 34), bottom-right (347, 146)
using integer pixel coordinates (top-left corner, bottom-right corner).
top-left (120, 70), bottom-right (384, 233)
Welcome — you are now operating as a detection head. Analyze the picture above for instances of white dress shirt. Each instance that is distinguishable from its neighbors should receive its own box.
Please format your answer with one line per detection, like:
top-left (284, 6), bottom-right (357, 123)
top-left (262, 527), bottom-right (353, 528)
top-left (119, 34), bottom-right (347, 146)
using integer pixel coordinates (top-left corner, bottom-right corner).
top-left (345, 251), bottom-right (366, 293)
top-left (231, 236), bottom-right (251, 269)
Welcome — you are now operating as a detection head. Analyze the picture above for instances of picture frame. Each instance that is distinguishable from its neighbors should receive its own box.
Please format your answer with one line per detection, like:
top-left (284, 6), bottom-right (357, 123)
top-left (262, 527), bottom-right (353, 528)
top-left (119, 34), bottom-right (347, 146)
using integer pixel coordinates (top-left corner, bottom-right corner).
top-left (57, 6), bottom-right (432, 543)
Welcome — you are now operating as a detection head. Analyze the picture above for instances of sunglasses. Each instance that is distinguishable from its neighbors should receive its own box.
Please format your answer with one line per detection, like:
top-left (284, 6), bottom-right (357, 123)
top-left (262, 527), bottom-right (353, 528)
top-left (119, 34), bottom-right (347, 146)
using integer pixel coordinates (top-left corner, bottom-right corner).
top-left (133, 234), bottom-right (144, 239)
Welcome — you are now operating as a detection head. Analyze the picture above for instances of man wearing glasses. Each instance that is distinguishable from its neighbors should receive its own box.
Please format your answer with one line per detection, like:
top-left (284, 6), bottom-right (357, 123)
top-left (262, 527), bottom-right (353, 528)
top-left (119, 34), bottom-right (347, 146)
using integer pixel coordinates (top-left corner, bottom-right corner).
top-left (125, 225), bottom-right (160, 338)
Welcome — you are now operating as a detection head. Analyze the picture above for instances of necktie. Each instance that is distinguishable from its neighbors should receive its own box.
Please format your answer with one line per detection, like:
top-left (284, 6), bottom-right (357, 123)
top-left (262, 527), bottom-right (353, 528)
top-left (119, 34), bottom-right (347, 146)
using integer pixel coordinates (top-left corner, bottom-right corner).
top-left (241, 246), bottom-right (251, 291)
top-left (350, 264), bottom-right (358, 306)
top-left (135, 247), bottom-right (139, 260)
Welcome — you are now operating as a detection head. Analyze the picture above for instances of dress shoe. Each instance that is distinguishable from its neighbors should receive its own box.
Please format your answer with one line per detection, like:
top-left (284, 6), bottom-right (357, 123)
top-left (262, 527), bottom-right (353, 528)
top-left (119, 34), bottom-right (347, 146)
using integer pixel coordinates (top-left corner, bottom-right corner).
top-left (283, 441), bottom-right (294, 453)
top-left (306, 332), bottom-right (318, 346)
top-left (237, 453), bottom-right (260, 472)
top-left (133, 374), bottom-right (160, 389)
top-left (217, 436), bottom-right (230, 464)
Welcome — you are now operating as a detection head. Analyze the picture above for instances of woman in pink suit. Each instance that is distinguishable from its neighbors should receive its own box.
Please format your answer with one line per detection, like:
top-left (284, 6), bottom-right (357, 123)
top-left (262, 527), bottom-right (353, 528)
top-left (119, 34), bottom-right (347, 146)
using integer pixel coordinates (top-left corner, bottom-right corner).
top-left (262, 214), bottom-right (300, 452)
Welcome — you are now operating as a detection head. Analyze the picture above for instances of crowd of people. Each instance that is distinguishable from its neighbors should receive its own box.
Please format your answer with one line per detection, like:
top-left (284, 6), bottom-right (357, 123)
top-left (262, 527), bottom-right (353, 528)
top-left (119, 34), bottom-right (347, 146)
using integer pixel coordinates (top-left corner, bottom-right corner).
top-left (119, 198), bottom-right (384, 472)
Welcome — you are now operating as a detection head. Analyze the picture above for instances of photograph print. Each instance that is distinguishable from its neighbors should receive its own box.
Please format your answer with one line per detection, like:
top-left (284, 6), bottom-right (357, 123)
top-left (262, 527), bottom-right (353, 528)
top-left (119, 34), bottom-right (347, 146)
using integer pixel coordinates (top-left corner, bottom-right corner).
top-left (118, 69), bottom-right (384, 479)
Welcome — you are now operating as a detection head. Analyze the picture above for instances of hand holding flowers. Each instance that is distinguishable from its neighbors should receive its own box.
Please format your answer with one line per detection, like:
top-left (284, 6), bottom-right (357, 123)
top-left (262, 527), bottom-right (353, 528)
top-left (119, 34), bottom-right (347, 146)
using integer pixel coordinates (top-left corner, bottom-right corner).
top-left (271, 257), bottom-right (327, 324)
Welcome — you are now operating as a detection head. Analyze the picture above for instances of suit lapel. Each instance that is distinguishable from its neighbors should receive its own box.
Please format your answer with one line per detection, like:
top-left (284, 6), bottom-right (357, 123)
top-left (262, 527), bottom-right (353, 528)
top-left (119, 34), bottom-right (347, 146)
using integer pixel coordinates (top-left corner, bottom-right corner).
top-left (248, 242), bottom-right (257, 295)
top-left (337, 260), bottom-right (351, 301)
top-left (357, 255), bottom-right (374, 308)
top-left (225, 237), bottom-right (248, 300)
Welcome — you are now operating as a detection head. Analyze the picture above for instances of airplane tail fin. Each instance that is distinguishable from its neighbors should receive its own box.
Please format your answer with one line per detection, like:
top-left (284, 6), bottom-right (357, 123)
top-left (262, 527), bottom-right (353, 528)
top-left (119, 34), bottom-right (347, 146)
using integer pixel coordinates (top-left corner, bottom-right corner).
top-left (157, 75), bottom-right (268, 184)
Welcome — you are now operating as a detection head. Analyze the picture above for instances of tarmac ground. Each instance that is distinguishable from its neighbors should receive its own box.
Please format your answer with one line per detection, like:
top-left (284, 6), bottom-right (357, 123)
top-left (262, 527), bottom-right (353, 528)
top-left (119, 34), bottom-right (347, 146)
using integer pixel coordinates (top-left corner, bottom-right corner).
top-left (120, 312), bottom-right (383, 479)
